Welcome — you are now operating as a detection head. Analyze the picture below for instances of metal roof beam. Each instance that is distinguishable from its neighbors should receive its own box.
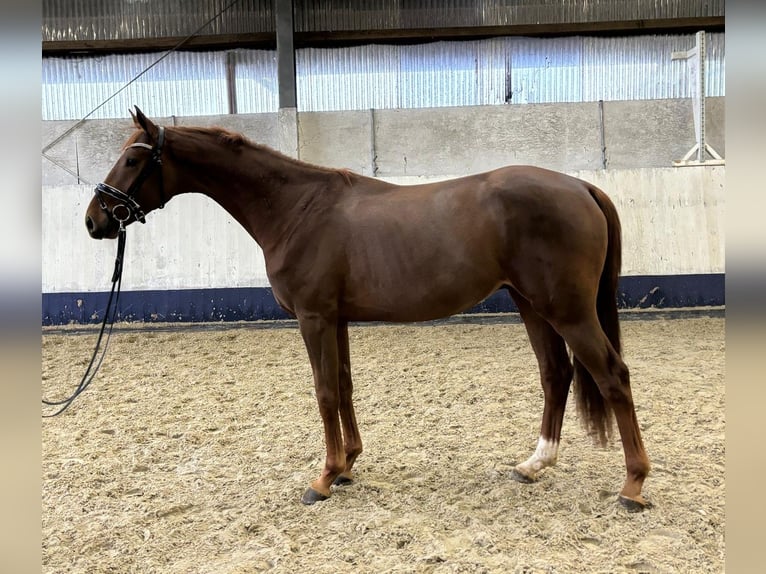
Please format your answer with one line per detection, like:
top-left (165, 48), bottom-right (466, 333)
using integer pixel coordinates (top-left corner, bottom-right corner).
top-left (42, 17), bottom-right (724, 56)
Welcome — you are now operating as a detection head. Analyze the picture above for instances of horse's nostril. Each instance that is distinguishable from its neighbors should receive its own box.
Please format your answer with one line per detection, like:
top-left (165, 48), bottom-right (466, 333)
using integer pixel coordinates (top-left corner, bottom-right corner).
top-left (85, 215), bottom-right (94, 232)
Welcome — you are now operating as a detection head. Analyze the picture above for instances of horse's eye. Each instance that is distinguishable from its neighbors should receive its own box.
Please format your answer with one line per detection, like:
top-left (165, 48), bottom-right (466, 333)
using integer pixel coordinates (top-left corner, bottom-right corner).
top-left (126, 157), bottom-right (138, 167)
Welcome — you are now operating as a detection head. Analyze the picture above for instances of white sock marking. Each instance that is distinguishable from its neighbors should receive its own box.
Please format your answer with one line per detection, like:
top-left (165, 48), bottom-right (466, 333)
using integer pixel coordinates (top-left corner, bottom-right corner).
top-left (516, 437), bottom-right (559, 478)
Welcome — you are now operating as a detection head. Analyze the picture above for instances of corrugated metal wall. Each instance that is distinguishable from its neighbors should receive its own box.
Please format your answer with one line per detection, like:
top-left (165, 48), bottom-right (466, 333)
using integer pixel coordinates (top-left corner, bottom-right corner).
top-left (42, 32), bottom-right (725, 120)
top-left (233, 49), bottom-right (280, 113)
top-left (42, 0), bottom-right (724, 40)
top-left (42, 0), bottom-right (274, 41)
top-left (42, 51), bottom-right (233, 119)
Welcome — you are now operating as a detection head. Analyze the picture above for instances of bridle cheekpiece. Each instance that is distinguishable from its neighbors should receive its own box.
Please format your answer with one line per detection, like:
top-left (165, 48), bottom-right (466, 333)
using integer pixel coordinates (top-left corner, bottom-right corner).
top-left (94, 126), bottom-right (166, 225)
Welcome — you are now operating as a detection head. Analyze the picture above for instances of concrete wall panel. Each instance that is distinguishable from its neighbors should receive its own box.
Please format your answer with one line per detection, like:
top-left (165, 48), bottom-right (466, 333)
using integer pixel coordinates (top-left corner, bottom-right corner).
top-left (42, 121), bottom-right (80, 186)
top-left (704, 97), bottom-right (725, 158)
top-left (43, 188), bottom-right (268, 293)
top-left (298, 110), bottom-right (374, 175)
top-left (602, 100), bottom-right (692, 168)
top-left (602, 98), bottom-right (724, 168)
top-left (570, 167), bottom-right (725, 276)
top-left (372, 103), bottom-right (602, 176)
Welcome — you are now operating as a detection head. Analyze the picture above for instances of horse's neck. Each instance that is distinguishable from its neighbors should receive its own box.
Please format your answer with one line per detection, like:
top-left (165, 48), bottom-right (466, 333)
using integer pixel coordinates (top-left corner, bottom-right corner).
top-left (174, 140), bottom-right (333, 251)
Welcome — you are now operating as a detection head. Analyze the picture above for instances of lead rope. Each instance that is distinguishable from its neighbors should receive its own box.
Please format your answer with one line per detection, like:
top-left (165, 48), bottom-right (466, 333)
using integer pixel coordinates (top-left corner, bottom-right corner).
top-left (42, 220), bottom-right (127, 417)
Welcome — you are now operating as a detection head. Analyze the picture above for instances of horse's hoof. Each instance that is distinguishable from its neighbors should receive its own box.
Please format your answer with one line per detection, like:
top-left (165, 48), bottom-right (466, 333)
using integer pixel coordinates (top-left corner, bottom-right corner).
top-left (300, 487), bottom-right (329, 505)
top-left (618, 495), bottom-right (653, 512)
top-left (511, 469), bottom-right (535, 484)
top-left (333, 474), bottom-right (354, 487)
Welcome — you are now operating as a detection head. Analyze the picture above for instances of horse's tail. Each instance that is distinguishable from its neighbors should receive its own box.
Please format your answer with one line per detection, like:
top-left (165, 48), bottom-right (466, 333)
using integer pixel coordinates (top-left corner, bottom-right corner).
top-left (572, 185), bottom-right (623, 447)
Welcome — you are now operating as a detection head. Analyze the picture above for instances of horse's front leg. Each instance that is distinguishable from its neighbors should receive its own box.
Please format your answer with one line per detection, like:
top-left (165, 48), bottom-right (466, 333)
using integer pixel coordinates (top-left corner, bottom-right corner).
top-left (333, 321), bottom-right (363, 487)
top-left (297, 313), bottom-right (345, 505)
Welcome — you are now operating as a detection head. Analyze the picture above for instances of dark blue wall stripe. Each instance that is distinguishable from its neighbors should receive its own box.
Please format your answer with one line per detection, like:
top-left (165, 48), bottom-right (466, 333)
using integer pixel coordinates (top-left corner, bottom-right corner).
top-left (42, 273), bottom-right (724, 326)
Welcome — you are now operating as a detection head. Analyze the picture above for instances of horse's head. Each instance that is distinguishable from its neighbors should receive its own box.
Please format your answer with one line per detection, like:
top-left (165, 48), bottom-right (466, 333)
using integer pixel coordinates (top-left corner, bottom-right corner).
top-left (85, 106), bottom-right (168, 239)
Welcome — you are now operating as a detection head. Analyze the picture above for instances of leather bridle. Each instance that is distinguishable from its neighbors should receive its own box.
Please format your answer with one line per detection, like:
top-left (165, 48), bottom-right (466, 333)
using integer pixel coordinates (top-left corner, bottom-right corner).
top-left (94, 126), bottom-right (166, 225)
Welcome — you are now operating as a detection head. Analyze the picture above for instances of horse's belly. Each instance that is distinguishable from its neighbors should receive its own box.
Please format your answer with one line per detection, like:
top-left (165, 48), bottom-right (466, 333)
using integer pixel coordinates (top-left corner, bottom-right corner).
top-left (340, 271), bottom-right (503, 323)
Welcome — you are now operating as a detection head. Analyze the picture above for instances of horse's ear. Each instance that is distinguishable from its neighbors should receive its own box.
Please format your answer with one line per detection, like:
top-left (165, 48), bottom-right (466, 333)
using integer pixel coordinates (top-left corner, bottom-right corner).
top-left (131, 106), bottom-right (159, 140)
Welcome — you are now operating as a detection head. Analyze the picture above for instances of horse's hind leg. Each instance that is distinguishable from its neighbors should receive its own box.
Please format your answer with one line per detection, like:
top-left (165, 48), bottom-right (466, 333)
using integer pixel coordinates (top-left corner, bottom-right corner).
top-left (333, 321), bottom-right (363, 487)
top-left (509, 288), bottom-right (574, 483)
top-left (554, 314), bottom-right (651, 510)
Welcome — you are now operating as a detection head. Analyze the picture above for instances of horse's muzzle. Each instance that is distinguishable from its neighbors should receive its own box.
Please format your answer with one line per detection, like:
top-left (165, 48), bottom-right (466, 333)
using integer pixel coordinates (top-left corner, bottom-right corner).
top-left (85, 213), bottom-right (118, 240)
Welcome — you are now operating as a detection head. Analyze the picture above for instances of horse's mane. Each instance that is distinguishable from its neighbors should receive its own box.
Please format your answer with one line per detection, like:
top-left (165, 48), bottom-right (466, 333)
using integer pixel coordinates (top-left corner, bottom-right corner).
top-left (167, 125), bottom-right (356, 186)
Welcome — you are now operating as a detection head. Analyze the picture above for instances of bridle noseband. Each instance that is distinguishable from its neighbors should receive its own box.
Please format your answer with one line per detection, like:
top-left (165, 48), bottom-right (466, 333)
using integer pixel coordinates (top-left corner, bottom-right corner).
top-left (94, 126), bottom-right (166, 225)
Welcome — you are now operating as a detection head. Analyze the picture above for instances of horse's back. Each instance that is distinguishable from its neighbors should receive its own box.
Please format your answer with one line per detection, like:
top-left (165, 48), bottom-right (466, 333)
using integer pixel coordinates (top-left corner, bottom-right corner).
top-left (348, 165), bottom-right (604, 223)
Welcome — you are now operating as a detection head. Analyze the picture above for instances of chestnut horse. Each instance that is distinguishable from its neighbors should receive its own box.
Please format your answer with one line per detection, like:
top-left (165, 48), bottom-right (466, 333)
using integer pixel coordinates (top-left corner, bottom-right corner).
top-left (85, 107), bottom-right (650, 510)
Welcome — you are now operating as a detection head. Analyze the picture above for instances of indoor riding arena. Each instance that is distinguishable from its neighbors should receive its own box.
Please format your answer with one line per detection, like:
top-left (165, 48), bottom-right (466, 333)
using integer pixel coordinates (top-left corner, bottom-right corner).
top-left (42, 2), bottom-right (725, 573)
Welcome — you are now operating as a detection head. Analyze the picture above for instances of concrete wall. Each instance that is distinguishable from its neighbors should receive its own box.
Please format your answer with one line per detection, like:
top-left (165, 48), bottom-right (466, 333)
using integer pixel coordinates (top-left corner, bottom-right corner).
top-left (43, 113), bottom-right (282, 186)
top-left (42, 166), bottom-right (724, 293)
top-left (43, 98), bottom-right (725, 185)
top-left (571, 167), bottom-right (725, 277)
top-left (41, 98), bottom-right (725, 322)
